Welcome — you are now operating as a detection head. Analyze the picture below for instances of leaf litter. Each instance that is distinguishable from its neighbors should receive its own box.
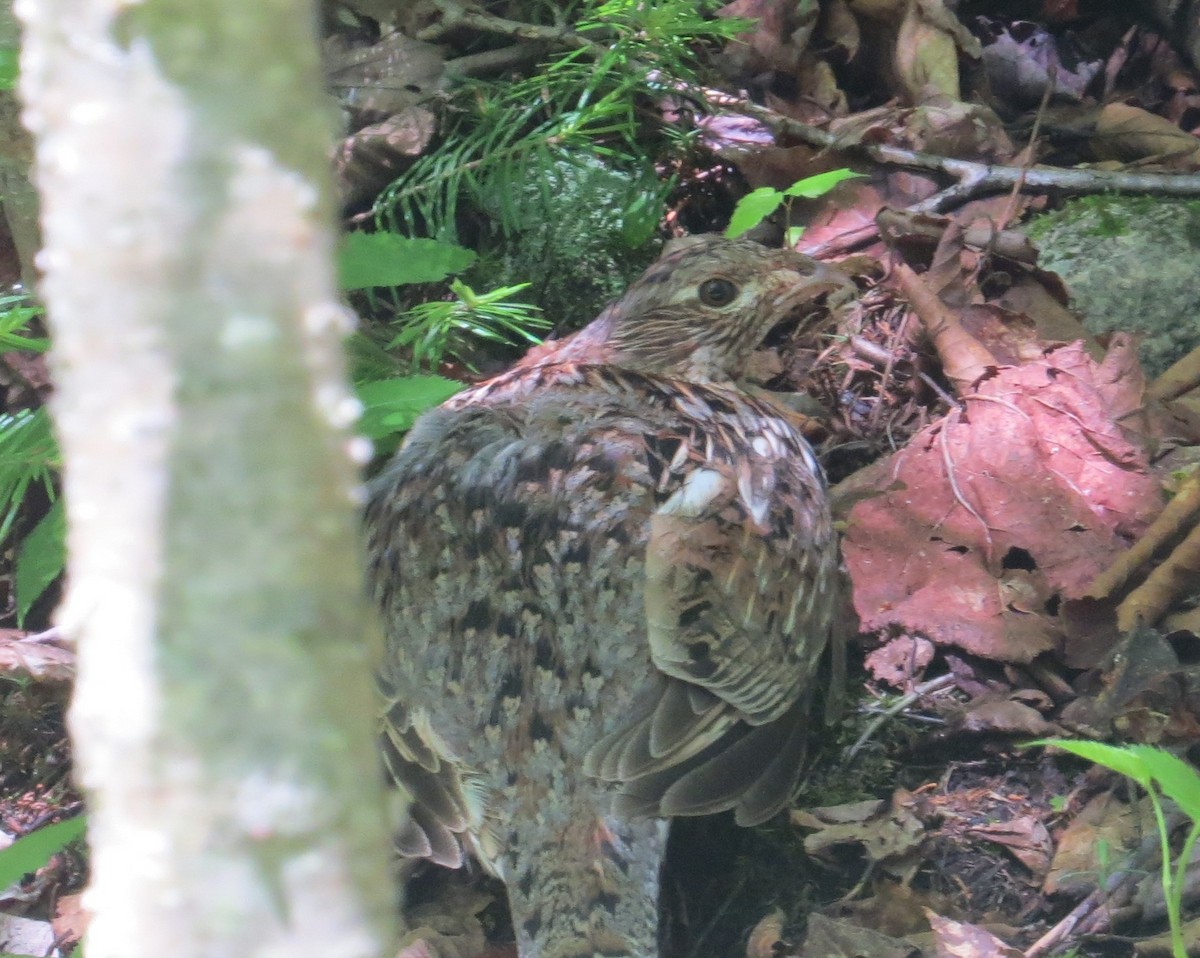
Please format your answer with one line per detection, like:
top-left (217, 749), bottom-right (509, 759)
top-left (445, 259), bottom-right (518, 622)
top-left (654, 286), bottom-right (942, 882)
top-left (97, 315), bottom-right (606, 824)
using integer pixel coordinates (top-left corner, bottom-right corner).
top-left (6, 1), bottom-right (1200, 957)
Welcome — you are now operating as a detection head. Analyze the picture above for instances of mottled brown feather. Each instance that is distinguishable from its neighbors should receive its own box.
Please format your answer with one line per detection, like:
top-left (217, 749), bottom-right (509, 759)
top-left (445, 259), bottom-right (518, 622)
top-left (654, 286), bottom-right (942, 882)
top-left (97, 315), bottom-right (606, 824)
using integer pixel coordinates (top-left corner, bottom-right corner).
top-left (366, 236), bottom-right (848, 958)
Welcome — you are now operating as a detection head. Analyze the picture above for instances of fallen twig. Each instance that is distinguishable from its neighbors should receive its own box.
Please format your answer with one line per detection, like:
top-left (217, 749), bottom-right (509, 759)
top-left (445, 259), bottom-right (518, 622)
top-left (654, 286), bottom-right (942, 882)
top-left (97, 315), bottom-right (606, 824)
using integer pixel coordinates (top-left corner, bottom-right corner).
top-left (1146, 344), bottom-right (1200, 403)
top-left (890, 262), bottom-right (994, 391)
top-left (1087, 468), bottom-right (1200, 601)
top-left (1024, 809), bottom-right (1189, 958)
top-left (732, 99), bottom-right (1200, 211)
top-left (416, 0), bottom-right (591, 51)
top-left (844, 673), bottom-right (956, 762)
top-left (1117, 514), bottom-right (1200, 631)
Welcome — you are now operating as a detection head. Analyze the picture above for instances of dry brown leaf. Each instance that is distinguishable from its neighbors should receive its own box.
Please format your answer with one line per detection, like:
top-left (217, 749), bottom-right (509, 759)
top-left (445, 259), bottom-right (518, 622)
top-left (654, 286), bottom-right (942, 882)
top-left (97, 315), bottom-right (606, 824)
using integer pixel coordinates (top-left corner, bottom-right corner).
top-left (995, 277), bottom-right (1098, 359)
top-left (792, 798), bottom-right (886, 829)
top-left (977, 19), bottom-right (1102, 109)
top-left (717, 0), bottom-right (815, 75)
top-left (1044, 791), bottom-right (1148, 895)
top-left (826, 102), bottom-right (1012, 159)
top-left (1059, 596), bottom-right (1121, 669)
top-left (892, 262), bottom-right (995, 389)
top-left (823, 0), bottom-right (862, 61)
top-left (795, 794), bottom-right (925, 880)
top-left (800, 911), bottom-right (920, 958)
top-left (954, 306), bottom-right (1041, 365)
top-left (765, 54), bottom-right (849, 120)
top-left (903, 101), bottom-right (1011, 158)
top-left (746, 909), bottom-right (788, 958)
top-left (950, 694), bottom-right (1057, 737)
top-left (1058, 625), bottom-right (1183, 737)
top-left (844, 342), bottom-right (1162, 662)
top-left (397, 883), bottom-right (493, 958)
top-left (1092, 102), bottom-right (1200, 164)
top-left (51, 892), bottom-right (90, 946)
top-left (894, 0), bottom-right (963, 102)
top-left (925, 910), bottom-right (1022, 958)
top-left (335, 107), bottom-right (436, 210)
top-left (964, 816), bottom-right (1053, 875)
top-left (327, 31), bottom-right (445, 118)
top-left (0, 628), bottom-right (74, 681)
top-left (847, 0), bottom-right (906, 20)
top-left (730, 144), bottom-right (846, 192)
top-left (864, 634), bottom-right (935, 684)
top-left (835, 881), bottom-right (957, 938)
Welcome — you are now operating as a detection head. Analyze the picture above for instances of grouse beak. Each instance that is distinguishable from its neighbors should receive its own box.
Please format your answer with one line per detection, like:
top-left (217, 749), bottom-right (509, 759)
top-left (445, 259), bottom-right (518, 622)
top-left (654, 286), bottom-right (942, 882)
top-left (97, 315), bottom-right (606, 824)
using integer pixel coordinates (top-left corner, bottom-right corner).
top-left (800, 260), bottom-right (856, 301)
top-left (772, 256), bottom-right (856, 314)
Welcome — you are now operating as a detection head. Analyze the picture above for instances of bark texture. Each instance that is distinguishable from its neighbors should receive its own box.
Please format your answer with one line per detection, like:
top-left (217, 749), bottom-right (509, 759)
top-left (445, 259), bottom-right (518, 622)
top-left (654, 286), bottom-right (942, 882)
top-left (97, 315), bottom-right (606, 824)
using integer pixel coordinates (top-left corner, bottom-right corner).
top-left (16, 2), bottom-right (395, 956)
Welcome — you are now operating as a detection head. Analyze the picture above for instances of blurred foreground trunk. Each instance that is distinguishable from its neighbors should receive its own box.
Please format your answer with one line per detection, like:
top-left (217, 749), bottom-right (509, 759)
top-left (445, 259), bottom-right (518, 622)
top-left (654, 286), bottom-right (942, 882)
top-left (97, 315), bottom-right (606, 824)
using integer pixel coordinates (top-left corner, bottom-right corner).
top-left (17, 2), bottom-right (395, 957)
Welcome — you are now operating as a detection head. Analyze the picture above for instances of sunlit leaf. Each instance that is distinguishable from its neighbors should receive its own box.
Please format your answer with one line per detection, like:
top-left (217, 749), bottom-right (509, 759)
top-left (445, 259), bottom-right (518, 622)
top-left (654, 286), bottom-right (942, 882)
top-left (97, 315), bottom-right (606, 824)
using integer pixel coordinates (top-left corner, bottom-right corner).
top-left (725, 187), bottom-right (783, 239)
top-left (1031, 739), bottom-right (1153, 790)
top-left (356, 375), bottom-right (463, 444)
top-left (339, 234), bottom-right (476, 290)
top-left (0, 816), bottom-right (85, 891)
top-left (0, 47), bottom-right (17, 92)
top-left (782, 168), bottom-right (864, 198)
top-left (1127, 745), bottom-right (1200, 822)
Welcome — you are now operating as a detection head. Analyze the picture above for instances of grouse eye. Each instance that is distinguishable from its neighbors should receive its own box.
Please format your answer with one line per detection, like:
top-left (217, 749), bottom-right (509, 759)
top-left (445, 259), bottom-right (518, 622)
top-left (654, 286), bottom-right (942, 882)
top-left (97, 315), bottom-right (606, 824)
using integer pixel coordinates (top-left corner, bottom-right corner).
top-left (698, 278), bottom-right (738, 307)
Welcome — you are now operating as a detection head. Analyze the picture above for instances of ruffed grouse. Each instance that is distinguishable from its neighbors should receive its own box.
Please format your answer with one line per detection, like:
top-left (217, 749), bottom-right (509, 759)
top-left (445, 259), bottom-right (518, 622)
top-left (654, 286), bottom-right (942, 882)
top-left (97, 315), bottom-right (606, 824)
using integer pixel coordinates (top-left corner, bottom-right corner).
top-left (366, 236), bottom-right (847, 958)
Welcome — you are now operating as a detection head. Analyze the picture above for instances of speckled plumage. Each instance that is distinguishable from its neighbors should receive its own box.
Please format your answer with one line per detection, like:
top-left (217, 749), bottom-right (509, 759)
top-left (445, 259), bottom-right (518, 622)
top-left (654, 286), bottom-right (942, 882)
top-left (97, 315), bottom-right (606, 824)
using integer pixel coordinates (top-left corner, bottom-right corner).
top-left (365, 236), bottom-right (846, 958)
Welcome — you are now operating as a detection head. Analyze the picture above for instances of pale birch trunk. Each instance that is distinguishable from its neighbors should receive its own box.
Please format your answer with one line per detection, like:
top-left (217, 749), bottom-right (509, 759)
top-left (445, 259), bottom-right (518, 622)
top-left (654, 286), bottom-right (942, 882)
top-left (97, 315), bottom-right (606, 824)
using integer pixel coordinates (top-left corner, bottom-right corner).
top-left (16, 2), bottom-right (396, 957)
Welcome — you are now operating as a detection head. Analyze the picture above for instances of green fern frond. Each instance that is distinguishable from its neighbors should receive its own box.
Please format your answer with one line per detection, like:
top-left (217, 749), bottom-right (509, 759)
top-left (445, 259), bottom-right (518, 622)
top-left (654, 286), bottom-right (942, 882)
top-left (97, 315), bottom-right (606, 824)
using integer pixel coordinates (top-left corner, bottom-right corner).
top-left (375, 0), bottom-right (736, 244)
top-left (391, 280), bottom-right (549, 370)
top-left (0, 407), bottom-right (58, 545)
top-left (0, 295), bottom-right (48, 352)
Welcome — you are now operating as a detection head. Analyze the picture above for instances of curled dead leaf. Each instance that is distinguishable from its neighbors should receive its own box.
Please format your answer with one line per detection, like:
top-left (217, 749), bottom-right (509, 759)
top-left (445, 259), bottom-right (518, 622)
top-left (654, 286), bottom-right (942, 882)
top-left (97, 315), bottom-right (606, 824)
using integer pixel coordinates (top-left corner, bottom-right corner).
top-left (745, 908), bottom-right (788, 958)
top-left (1092, 102), bottom-right (1200, 165)
top-left (924, 909), bottom-right (1023, 958)
top-left (864, 634), bottom-right (935, 684)
top-left (801, 911), bottom-right (921, 958)
top-left (844, 343), bottom-right (1162, 662)
top-left (964, 816), bottom-right (1053, 876)
top-left (0, 628), bottom-right (74, 681)
top-left (794, 795), bottom-right (925, 881)
top-left (950, 694), bottom-right (1057, 737)
top-left (1044, 791), bottom-right (1149, 895)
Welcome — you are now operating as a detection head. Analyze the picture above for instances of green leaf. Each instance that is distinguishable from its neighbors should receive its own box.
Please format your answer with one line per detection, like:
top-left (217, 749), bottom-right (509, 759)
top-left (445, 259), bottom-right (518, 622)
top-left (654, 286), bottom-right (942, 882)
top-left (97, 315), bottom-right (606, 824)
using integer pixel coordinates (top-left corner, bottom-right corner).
top-left (782, 168), bottom-right (864, 198)
top-left (621, 189), bottom-right (662, 248)
top-left (15, 498), bottom-right (65, 626)
top-left (1031, 739), bottom-right (1154, 790)
top-left (356, 376), bottom-right (463, 443)
top-left (0, 47), bottom-right (18, 92)
top-left (1126, 746), bottom-right (1200, 823)
top-left (0, 408), bottom-right (59, 544)
top-left (390, 281), bottom-right (547, 370)
top-left (725, 187), bottom-right (783, 239)
top-left (0, 297), bottom-right (47, 352)
top-left (338, 234), bottom-right (476, 290)
top-left (0, 816), bottom-right (85, 891)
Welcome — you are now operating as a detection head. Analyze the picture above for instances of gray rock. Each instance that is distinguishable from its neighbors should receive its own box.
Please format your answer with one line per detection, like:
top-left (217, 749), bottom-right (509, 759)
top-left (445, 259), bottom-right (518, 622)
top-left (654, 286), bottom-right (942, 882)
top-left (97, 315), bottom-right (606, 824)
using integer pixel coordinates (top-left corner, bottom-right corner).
top-left (1024, 195), bottom-right (1200, 377)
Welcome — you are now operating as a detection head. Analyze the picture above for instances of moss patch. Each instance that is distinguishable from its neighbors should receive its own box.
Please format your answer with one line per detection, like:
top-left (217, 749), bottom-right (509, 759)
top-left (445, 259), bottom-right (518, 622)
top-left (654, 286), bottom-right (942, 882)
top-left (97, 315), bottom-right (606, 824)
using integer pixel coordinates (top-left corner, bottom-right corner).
top-left (1024, 195), bottom-right (1200, 376)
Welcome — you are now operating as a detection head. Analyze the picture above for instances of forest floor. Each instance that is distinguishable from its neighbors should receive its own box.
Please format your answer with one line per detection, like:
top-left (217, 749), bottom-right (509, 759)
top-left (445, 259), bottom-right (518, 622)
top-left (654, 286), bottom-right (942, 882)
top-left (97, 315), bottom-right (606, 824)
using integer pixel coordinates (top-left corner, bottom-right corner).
top-left (2, 1), bottom-right (1200, 957)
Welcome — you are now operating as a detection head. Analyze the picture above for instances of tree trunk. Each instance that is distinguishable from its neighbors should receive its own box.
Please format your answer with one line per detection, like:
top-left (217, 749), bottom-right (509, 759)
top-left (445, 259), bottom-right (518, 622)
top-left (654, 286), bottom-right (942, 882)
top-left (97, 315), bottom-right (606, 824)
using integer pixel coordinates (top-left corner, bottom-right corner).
top-left (16, 2), bottom-right (396, 957)
top-left (0, 0), bottom-right (38, 291)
